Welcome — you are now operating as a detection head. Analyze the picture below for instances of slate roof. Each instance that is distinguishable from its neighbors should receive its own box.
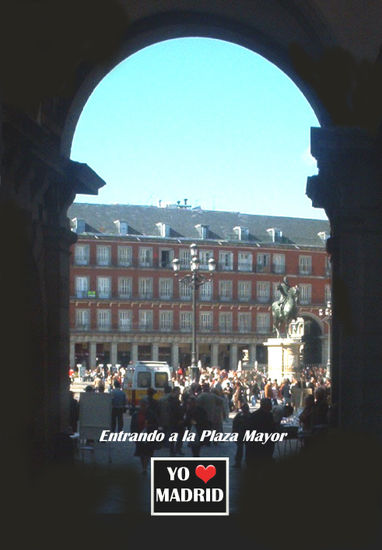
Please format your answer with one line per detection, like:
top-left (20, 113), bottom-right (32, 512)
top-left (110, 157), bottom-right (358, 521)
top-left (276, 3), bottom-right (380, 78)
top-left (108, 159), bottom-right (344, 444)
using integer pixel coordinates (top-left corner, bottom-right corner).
top-left (67, 203), bottom-right (330, 248)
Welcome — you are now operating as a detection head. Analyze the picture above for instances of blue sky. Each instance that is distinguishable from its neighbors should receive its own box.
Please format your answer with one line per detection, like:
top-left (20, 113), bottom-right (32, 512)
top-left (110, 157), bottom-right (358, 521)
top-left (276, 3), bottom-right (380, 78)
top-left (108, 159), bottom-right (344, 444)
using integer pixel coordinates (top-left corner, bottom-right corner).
top-left (71, 37), bottom-right (325, 220)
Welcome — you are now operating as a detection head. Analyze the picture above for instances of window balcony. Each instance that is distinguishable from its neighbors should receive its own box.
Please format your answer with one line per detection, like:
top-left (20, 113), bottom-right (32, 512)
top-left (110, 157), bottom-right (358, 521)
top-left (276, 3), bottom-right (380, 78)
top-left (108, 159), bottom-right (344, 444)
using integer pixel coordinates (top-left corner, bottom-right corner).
top-left (256, 264), bottom-right (271, 273)
top-left (139, 323), bottom-right (153, 331)
top-left (139, 292), bottom-right (153, 299)
top-left (257, 327), bottom-right (271, 334)
top-left (97, 324), bottom-right (111, 331)
top-left (118, 324), bottom-right (132, 331)
top-left (219, 294), bottom-right (232, 302)
top-left (75, 290), bottom-right (89, 298)
top-left (219, 325), bottom-right (233, 333)
top-left (118, 293), bottom-right (132, 300)
top-left (74, 324), bottom-right (90, 331)
top-left (97, 292), bottom-right (112, 299)
top-left (218, 263), bottom-right (233, 271)
top-left (159, 323), bottom-right (173, 332)
top-left (238, 262), bottom-right (252, 272)
top-left (272, 264), bottom-right (285, 274)
top-left (257, 296), bottom-right (270, 304)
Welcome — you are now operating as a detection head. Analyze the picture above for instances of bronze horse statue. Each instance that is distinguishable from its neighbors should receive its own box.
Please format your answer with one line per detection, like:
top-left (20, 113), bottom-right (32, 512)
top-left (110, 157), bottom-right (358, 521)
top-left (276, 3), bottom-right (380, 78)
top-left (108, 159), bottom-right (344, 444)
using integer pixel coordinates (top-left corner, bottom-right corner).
top-left (271, 285), bottom-right (300, 338)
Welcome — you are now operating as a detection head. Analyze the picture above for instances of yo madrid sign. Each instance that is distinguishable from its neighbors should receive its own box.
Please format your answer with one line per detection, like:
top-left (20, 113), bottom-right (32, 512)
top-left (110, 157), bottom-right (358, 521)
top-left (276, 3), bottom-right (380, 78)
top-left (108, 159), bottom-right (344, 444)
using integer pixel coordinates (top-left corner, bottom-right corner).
top-left (151, 457), bottom-right (229, 516)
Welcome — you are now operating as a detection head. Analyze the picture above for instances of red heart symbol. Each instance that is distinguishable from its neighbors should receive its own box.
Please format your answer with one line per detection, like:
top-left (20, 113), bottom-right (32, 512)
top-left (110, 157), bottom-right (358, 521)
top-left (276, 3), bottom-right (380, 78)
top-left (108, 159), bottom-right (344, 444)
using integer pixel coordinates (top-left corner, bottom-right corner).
top-left (195, 465), bottom-right (216, 484)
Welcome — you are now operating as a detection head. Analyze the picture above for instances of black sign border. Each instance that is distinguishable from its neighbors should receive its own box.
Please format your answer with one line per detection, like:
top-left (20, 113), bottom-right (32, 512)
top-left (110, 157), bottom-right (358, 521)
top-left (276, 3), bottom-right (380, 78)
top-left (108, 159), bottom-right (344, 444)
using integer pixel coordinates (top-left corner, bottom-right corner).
top-left (150, 457), bottom-right (229, 516)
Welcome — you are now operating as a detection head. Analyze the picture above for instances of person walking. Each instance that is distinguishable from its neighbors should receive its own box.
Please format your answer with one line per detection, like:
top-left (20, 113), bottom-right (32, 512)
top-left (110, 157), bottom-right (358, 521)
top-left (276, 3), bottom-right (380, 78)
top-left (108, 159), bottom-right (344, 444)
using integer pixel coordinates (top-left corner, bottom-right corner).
top-left (111, 379), bottom-right (126, 432)
top-left (232, 403), bottom-right (250, 468)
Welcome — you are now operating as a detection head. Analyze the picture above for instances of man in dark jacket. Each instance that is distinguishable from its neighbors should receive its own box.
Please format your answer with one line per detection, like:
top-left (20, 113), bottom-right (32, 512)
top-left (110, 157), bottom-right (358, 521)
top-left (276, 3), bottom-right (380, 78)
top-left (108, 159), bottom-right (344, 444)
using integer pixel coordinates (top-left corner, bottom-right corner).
top-left (232, 403), bottom-right (250, 468)
top-left (245, 398), bottom-right (276, 467)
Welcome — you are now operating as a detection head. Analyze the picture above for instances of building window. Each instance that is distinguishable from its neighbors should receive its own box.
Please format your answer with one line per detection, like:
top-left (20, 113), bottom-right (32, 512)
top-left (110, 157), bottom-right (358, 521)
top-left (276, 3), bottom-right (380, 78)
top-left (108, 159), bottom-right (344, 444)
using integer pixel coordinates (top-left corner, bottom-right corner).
top-left (238, 280), bottom-right (251, 302)
top-left (219, 251), bottom-right (233, 271)
top-left (114, 220), bottom-right (128, 235)
top-left (179, 280), bottom-right (191, 300)
top-left (219, 312), bottom-right (232, 333)
top-left (238, 252), bottom-right (253, 272)
top-left (199, 250), bottom-right (213, 270)
top-left (256, 253), bottom-right (271, 273)
top-left (139, 247), bottom-right (153, 267)
top-left (179, 248), bottom-right (191, 269)
top-left (233, 226), bottom-right (249, 241)
top-left (267, 227), bottom-right (283, 242)
top-left (96, 245), bottom-right (111, 266)
top-left (180, 311), bottom-right (192, 332)
top-left (325, 284), bottom-right (331, 303)
top-left (139, 310), bottom-right (153, 331)
top-left (97, 309), bottom-right (111, 330)
top-left (257, 281), bottom-right (270, 303)
top-left (199, 311), bottom-right (213, 331)
top-left (300, 284), bottom-right (312, 304)
top-left (139, 277), bottom-right (153, 299)
top-left (219, 280), bottom-right (233, 301)
top-left (74, 244), bottom-right (89, 265)
top-left (75, 309), bottom-right (90, 330)
top-left (159, 249), bottom-right (174, 268)
top-left (159, 310), bottom-right (173, 331)
top-left (157, 223), bottom-right (171, 238)
top-left (299, 255), bottom-right (312, 275)
top-left (159, 278), bottom-right (173, 299)
top-left (117, 246), bottom-right (132, 266)
top-left (199, 280), bottom-right (213, 301)
top-left (238, 312), bottom-right (251, 333)
top-left (118, 277), bottom-right (132, 298)
top-left (75, 276), bottom-right (89, 298)
top-left (325, 256), bottom-right (331, 276)
top-left (272, 254), bottom-right (285, 274)
top-left (257, 312), bottom-right (270, 334)
top-left (195, 224), bottom-right (209, 239)
top-left (97, 277), bottom-right (111, 299)
top-left (118, 310), bottom-right (132, 331)
top-left (72, 218), bottom-right (86, 234)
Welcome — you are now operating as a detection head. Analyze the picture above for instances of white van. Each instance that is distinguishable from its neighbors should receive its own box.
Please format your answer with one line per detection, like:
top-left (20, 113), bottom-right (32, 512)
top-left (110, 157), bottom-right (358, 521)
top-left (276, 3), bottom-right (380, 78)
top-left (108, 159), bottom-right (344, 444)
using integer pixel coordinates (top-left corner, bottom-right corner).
top-left (122, 361), bottom-right (172, 406)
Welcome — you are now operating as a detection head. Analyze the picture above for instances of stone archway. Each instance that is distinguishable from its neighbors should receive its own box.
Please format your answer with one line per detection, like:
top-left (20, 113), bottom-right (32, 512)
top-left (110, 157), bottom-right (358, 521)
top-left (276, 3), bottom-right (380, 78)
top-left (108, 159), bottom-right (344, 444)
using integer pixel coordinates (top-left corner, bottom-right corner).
top-left (2, 1), bottom-right (382, 473)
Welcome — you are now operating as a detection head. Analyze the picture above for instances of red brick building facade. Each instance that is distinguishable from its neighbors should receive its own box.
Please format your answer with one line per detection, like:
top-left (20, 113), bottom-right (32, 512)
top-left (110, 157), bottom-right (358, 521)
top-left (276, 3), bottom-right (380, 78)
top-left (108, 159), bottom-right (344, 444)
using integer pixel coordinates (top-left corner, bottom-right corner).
top-left (68, 203), bottom-right (331, 370)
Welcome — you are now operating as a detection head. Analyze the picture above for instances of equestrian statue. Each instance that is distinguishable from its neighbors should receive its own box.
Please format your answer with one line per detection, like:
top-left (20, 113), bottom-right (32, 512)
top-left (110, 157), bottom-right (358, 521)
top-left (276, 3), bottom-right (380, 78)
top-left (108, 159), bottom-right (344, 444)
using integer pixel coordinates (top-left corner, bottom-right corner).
top-left (271, 276), bottom-right (300, 338)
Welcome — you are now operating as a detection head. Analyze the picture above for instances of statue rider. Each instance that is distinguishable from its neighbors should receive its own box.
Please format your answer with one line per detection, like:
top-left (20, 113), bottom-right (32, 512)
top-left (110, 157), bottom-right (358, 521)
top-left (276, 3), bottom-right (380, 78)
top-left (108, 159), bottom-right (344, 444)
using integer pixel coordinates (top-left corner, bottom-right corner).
top-left (277, 276), bottom-right (290, 312)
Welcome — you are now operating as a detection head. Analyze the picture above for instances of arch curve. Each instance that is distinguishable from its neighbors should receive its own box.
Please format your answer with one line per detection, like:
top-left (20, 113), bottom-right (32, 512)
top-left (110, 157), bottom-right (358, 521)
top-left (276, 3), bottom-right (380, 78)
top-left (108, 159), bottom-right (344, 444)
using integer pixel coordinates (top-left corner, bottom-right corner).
top-left (60, 6), bottom-right (333, 157)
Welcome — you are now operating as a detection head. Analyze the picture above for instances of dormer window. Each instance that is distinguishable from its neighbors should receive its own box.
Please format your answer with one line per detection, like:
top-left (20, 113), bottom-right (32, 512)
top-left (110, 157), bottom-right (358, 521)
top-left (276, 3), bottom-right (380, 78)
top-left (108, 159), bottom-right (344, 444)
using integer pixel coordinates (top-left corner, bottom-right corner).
top-left (156, 222), bottom-right (171, 238)
top-left (233, 226), bottom-right (249, 241)
top-left (195, 224), bottom-right (209, 239)
top-left (114, 220), bottom-right (128, 235)
top-left (72, 218), bottom-right (86, 234)
top-left (267, 227), bottom-right (283, 242)
top-left (318, 231), bottom-right (329, 242)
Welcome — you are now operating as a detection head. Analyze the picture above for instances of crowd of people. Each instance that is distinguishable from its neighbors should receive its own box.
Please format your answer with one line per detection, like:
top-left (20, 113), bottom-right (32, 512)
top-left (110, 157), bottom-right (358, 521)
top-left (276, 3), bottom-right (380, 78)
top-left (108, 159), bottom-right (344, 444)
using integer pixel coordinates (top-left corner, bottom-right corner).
top-left (70, 362), bottom-right (332, 473)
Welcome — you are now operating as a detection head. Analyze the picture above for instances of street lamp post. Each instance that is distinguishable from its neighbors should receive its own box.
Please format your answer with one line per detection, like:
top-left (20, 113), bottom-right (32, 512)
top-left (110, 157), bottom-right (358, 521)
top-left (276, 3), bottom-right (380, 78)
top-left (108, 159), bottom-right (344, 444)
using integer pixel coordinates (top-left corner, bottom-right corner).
top-left (319, 300), bottom-right (332, 379)
top-left (172, 243), bottom-right (216, 381)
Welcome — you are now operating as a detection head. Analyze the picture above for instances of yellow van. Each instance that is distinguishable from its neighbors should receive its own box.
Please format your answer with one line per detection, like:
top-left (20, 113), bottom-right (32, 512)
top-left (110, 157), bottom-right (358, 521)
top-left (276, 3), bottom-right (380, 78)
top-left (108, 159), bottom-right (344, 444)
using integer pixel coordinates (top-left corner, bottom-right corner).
top-left (122, 361), bottom-right (173, 406)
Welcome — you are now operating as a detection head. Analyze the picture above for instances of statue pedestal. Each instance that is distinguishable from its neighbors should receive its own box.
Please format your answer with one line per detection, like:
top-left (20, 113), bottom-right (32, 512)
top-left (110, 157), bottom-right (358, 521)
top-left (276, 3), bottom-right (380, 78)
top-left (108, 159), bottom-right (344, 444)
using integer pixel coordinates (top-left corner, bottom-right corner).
top-left (264, 337), bottom-right (303, 383)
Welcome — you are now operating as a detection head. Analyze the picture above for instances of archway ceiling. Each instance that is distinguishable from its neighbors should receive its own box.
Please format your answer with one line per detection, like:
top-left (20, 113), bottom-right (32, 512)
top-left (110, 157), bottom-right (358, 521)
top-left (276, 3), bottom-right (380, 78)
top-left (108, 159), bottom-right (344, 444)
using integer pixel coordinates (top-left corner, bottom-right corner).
top-left (1, 0), bottom-right (381, 143)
